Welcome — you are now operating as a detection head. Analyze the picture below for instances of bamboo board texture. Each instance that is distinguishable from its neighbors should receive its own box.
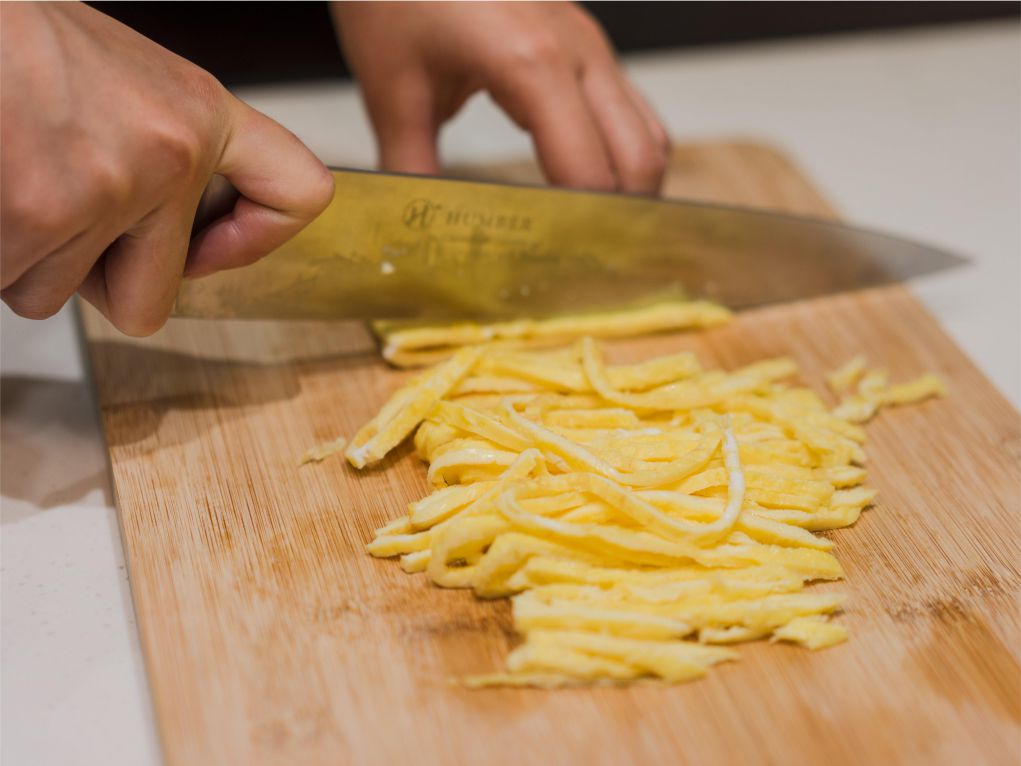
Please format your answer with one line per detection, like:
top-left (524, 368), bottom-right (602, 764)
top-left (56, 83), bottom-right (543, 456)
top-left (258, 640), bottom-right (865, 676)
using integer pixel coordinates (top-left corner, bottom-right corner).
top-left (80, 142), bottom-right (1021, 766)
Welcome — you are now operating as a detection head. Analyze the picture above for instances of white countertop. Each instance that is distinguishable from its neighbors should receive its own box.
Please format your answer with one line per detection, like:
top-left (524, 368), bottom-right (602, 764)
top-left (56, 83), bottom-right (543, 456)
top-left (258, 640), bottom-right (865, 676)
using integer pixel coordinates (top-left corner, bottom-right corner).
top-left (2, 21), bottom-right (1018, 766)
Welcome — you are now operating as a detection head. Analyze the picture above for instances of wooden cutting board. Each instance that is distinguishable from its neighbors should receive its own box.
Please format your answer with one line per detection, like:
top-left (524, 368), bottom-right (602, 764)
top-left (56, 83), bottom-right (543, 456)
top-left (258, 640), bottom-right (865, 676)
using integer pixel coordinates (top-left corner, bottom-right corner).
top-left (80, 142), bottom-right (1021, 766)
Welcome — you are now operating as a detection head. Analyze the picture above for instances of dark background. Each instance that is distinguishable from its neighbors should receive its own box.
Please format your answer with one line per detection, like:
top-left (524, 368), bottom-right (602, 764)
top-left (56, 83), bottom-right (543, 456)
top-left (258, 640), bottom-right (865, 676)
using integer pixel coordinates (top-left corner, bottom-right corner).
top-left (92, 1), bottom-right (1020, 87)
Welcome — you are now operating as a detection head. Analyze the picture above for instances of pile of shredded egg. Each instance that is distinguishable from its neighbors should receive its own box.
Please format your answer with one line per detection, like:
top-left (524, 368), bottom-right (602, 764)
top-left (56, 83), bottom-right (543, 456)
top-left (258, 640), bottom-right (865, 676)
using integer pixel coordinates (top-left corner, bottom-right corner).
top-left (339, 310), bottom-right (944, 688)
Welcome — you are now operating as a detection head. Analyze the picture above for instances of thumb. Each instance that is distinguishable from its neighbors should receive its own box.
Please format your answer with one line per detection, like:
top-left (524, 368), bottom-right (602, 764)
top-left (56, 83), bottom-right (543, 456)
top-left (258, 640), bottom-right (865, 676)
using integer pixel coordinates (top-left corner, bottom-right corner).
top-left (185, 99), bottom-right (335, 278)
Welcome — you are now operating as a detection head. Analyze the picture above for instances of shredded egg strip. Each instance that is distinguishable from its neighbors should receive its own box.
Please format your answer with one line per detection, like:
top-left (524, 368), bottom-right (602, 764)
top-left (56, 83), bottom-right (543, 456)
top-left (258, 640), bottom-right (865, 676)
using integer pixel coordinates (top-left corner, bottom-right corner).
top-left (340, 342), bottom-right (944, 687)
top-left (374, 300), bottom-right (732, 368)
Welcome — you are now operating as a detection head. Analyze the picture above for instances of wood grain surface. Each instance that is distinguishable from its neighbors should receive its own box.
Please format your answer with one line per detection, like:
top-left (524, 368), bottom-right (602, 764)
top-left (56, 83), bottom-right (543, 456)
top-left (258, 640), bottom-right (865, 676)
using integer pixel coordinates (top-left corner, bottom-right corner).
top-left (80, 142), bottom-right (1021, 766)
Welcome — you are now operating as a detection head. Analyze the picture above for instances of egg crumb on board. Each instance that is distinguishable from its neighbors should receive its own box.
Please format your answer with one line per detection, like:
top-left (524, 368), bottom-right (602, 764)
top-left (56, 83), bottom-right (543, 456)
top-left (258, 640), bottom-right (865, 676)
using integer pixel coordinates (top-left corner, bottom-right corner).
top-left (300, 436), bottom-right (349, 465)
top-left (320, 304), bottom-right (946, 687)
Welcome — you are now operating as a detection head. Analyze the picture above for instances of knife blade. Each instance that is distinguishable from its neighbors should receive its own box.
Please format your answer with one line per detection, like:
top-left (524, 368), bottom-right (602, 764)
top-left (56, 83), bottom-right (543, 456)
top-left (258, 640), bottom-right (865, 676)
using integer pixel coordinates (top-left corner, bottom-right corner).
top-left (173, 168), bottom-right (966, 321)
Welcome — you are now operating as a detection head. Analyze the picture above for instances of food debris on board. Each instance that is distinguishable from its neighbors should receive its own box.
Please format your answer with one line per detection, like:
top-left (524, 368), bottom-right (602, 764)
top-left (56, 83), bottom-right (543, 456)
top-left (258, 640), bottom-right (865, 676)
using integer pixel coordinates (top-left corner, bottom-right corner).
top-left (300, 436), bottom-right (349, 465)
top-left (318, 303), bottom-right (946, 687)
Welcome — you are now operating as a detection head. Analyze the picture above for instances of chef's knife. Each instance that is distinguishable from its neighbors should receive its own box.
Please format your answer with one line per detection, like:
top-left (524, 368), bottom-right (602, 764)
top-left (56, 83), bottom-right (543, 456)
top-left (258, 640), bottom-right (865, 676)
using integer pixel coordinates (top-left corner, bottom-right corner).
top-left (173, 168), bottom-right (965, 321)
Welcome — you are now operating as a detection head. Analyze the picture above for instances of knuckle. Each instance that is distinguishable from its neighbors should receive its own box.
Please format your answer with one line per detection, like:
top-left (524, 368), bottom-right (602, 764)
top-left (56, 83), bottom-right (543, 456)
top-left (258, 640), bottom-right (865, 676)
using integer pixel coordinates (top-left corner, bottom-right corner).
top-left (303, 163), bottom-right (336, 217)
top-left (2, 284), bottom-right (68, 321)
top-left (84, 154), bottom-right (132, 208)
top-left (151, 123), bottom-right (205, 184)
top-left (3, 181), bottom-right (67, 234)
top-left (501, 34), bottom-right (567, 72)
top-left (577, 11), bottom-right (611, 47)
top-left (183, 66), bottom-right (225, 109)
top-left (151, 69), bottom-right (224, 183)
